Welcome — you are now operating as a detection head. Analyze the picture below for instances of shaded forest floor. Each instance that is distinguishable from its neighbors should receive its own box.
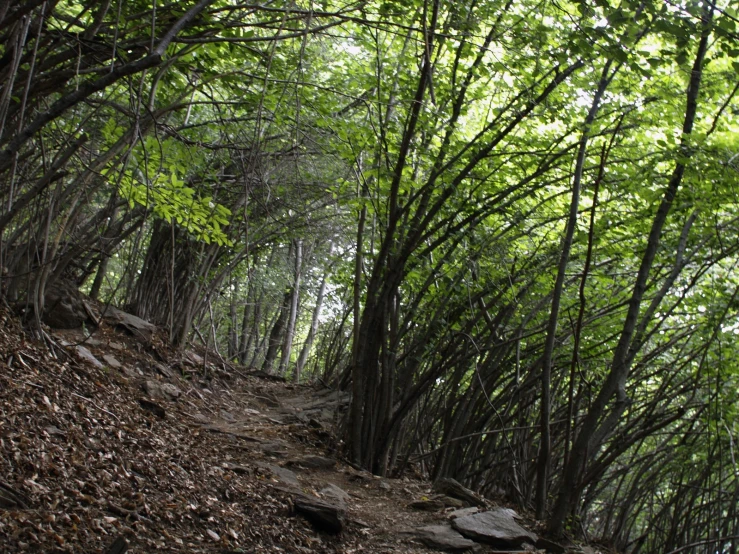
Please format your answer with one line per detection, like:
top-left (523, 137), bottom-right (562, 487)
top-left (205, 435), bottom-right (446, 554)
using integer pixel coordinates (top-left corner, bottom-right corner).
top-left (0, 305), bottom-right (598, 553)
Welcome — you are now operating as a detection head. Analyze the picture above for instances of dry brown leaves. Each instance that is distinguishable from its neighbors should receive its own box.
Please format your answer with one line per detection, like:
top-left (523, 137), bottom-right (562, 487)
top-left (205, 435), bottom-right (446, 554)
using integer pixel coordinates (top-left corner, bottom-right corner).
top-left (0, 308), bottom-right (342, 553)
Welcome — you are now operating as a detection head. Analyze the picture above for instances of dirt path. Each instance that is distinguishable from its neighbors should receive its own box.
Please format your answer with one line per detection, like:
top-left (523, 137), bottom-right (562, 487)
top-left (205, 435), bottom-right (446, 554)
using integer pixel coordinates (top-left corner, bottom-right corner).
top-left (1, 308), bottom-right (520, 553)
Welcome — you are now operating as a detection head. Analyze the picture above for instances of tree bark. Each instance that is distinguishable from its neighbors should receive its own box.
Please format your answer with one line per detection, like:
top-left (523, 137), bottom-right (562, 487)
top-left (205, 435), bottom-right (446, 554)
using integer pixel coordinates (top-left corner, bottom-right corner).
top-left (279, 239), bottom-right (303, 378)
top-left (548, 11), bottom-right (712, 535)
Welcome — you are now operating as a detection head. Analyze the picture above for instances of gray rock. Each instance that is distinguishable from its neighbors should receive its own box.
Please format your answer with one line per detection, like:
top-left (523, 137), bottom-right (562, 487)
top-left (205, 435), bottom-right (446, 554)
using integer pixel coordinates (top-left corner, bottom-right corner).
top-left (409, 498), bottom-right (446, 511)
top-left (102, 354), bottom-right (122, 369)
top-left (105, 307), bottom-right (156, 341)
top-left (451, 508), bottom-right (537, 547)
top-left (75, 345), bottom-right (103, 368)
top-left (259, 463), bottom-right (301, 489)
top-left (437, 494), bottom-right (467, 508)
top-left (143, 380), bottom-right (181, 400)
top-left (43, 280), bottom-right (94, 329)
top-left (320, 484), bottom-right (351, 509)
top-left (408, 524), bottom-right (479, 552)
top-left (294, 495), bottom-right (344, 533)
top-left (260, 441), bottom-right (288, 457)
top-left (287, 455), bottom-right (336, 470)
top-left (433, 478), bottom-right (486, 507)
top-left (449, 507), bottom-right (480, 520)
top-left (222, 462), bottom-right (251, 475)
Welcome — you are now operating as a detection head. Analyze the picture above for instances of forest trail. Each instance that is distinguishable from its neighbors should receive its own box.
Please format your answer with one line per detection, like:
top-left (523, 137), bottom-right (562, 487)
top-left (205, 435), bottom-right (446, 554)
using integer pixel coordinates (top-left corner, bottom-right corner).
top-left (0, 305), bottom-right (596, 553)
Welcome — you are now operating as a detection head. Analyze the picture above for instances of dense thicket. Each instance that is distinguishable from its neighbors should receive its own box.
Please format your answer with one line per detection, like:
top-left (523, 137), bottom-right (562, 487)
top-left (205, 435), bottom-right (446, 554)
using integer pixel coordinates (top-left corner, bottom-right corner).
top-left (1, 0), bottom-right (738, 551)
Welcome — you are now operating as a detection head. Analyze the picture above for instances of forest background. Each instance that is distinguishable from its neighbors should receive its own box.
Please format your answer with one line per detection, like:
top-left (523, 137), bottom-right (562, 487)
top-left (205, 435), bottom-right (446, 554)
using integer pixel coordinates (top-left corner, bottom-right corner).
top-left (1, 0), bottom-right (739, 552)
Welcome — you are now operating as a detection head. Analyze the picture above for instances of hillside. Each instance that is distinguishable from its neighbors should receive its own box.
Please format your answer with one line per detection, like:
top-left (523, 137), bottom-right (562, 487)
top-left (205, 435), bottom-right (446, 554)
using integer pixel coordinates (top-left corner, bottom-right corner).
top-left (0, 306), bottom-right (597, 554)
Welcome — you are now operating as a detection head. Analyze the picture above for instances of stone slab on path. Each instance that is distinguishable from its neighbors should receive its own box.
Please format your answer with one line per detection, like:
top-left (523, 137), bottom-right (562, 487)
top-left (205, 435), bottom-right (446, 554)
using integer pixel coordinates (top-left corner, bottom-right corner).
top-left (433, 478), bottom-right (486, 507)
top-left (293, 495), bottom-right (344, 534)
top-left (451, 508), bottom-right (537, 548)
top-left (406, 524), bottom-right (479, 552)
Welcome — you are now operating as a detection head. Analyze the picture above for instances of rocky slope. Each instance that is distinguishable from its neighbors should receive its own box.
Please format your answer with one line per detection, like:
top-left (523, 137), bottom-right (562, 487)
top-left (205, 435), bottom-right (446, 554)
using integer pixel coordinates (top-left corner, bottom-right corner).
top-left (0, 305), bottom-right (600, 554)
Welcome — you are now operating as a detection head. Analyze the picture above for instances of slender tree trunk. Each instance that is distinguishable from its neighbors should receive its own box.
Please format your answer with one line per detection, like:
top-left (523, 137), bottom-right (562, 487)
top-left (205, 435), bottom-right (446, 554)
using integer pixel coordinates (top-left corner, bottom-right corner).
top-left (548, 13), bottom-right (711, 534)
top-left (296, 266), bottom-right (329, 379)
top-left (535, 60), bottom-right (614, 519)
top-left (228, 276), bottom-right (239, 359)
top-left (350, 204), bottom-right (367, 464)
top-left (279, 239), bottom-right (303, 378)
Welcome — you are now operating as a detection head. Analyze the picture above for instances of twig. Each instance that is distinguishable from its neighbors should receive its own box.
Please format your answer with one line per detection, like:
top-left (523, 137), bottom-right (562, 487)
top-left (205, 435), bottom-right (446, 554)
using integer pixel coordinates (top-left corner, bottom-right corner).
top-left (70, 391), bottom-right (121, 422)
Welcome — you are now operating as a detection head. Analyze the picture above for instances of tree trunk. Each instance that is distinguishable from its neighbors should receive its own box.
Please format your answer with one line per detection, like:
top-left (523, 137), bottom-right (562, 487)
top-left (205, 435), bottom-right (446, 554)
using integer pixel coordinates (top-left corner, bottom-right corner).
top-left (296, 267), bottom-right (329, 380)
top-left (548, 12), bottom-right (711, 535)
top-left (279, 239), bottom-right (303, 378)
top-left (535, 59), bottom-right (614, 519)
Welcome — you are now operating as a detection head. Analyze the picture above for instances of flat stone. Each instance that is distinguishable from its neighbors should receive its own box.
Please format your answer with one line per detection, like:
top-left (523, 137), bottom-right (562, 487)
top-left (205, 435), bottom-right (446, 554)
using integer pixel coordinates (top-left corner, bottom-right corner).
top-left (287, 455), bottom-right (336, 470)
top-left (408, 524), bottom-right (479, 552)
top-left (139, 398), bottom-right (165, 418)
top-left (75, 345), bottom-right (103, 368)
top-left (121, 365), bottom-right (141, 379)
top-left (294, 495), bottom-right (344, 533)
top-left (102, 354), bottom-right (122, 369)
top-left (410, 499), bottom-right (446, 511)
top-left (320, 484), bottom-right (351, 509)
top-left (222, 462), bottom-right (251, 475)
top-left (451, 508), bottom-right (537, 548)
top-left (259, 463), bottom-right (300, 489)
top-left (260, 441), bottom-right (288, 457)
top-left (433, 478), bottom-right (486, 507)
top-left (143, 380), bottom-right (181, 400)
top-left (437, 494), bottom-right (467, 508)
top-left (105, 307), bottom-right (156, 341)
top-left (449, 507), bottom-right (480, 520)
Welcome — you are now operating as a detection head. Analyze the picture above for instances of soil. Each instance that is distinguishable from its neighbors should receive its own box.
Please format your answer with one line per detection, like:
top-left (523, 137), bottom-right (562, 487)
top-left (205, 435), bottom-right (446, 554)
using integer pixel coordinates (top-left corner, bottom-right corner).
top-left (0, 305), bottom-right (540, 553)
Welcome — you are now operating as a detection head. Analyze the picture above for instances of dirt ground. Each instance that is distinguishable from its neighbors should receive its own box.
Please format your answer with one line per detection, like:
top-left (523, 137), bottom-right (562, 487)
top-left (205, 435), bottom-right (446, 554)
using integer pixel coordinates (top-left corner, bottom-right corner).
top-left (0, 306), bottom-right (541, 553)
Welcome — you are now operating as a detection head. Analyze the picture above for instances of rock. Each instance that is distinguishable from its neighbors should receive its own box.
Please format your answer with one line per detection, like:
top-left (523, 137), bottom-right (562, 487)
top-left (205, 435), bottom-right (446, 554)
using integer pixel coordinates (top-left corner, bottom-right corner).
top-left (287, 455), bottom-right (336, 470)
top-left (102, 354), bottom-right (122, 369)
top-left (121, 365), bottom-right (142, 379)
top-left (437, 494), bottom-right (467, 508)
top-left (154, 362), bottom-right (174, 379)
top-left (105, 307), bottom-right (156, 341)
top-left (320, 484), bottom-right (351, 509)
top-left (75, 345), bottom-right (103, 368)
top-left (43, 280), bottom-right (96, 329)
top-left (104, 535), bottom-right (128, 554)
top-left (379, 480), bottom-right (392, 491)
top-left (259, 463), bottom-right (301, 489)
top-left (260, 441), bottom-right (288, 457)
top-left (433, 478), bottom-right (486, 507)
top-left (186, 351), bottom-right (203, 365)
top-left (406, 524), bottom-right (479, 552)
top-left (451, 508), bottom-right (537, 548)
top-left (449, 506), bottom-right (480, 519)
top-left (409, 499), bottom-right (446, 511)
top-left (143, 380), bottom-right (181, 400)
top-left (139, 399), bottom-right (166, 418)
top-left (294, 495), bottom-right (344, 533)
top-left (222, 462), bottom-right (251, 475)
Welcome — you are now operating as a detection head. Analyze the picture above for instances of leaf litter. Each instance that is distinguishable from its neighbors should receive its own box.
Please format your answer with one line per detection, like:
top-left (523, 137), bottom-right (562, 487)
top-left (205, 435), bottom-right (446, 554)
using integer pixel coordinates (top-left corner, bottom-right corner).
top-left (0, 306), bottom-right (466, 553)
